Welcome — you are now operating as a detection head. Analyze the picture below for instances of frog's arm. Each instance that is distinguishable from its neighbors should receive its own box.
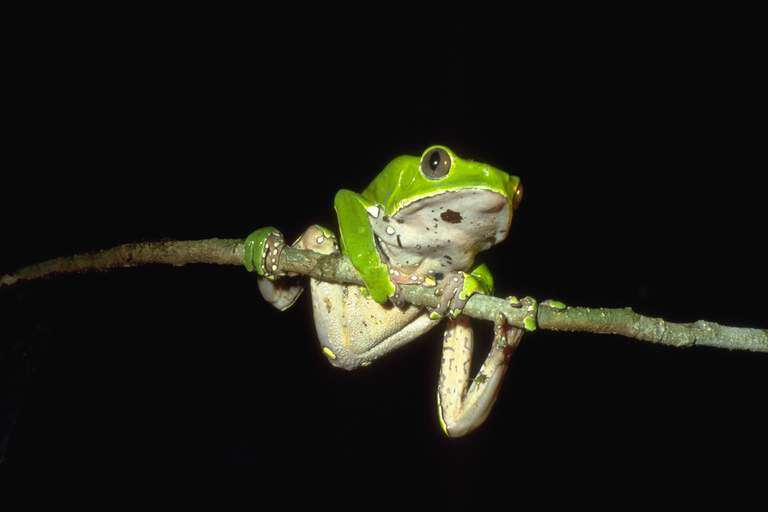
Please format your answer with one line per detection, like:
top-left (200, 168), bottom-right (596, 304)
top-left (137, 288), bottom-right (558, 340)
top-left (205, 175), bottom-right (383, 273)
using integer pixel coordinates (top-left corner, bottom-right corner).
top-left (458, 263), bottom-right (495, 302)
top-left (333, 189), bottom-right (395, 304)
top-left (468, 263), bottom-right (494, 296)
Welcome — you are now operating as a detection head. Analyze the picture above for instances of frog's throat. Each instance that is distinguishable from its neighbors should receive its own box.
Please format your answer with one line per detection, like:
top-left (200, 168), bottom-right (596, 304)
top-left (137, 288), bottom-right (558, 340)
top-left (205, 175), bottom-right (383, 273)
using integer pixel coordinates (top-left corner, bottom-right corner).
top-left (389, 186), bottom-right (510, 217)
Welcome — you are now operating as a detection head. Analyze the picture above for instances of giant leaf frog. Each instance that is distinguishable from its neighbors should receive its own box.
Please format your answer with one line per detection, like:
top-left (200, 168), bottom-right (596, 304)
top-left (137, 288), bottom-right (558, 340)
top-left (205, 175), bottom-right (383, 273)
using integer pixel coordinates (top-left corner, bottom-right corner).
top-left (243, 146), bottom-right (534, 437)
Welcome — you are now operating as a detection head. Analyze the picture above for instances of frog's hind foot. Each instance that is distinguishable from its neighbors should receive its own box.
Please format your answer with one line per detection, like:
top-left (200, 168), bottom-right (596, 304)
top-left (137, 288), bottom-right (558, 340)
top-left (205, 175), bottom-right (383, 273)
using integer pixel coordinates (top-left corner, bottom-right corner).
top-left (245, 225), bottom-right (338, 311)
top-left (437, 314), bottom-right (523, 437)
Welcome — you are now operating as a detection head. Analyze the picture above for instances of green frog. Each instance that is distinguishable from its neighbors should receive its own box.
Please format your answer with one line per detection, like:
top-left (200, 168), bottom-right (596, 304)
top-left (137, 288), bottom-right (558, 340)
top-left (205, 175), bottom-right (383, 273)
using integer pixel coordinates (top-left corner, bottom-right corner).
top-left (244, 145), bottom-right (531, 437)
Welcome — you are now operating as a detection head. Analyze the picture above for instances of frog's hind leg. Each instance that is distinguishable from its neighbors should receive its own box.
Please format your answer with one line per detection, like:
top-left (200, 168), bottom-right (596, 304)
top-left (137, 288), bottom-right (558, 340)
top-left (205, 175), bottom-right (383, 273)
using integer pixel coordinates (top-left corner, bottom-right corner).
top-left (300, 228), bottom-right (439, 369)
top-left (248, 225), bottom-right (440, 368)
top-left (310, 281), bottom-right (439, 370)
top-left (437, 315), bottom-right (522, 437)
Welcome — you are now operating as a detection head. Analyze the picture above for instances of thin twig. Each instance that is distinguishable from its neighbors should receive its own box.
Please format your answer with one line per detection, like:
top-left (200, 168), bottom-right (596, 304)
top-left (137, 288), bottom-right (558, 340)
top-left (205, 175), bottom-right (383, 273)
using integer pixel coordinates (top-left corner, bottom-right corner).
top-left (2, 238), bottom-right (766, 353)
top-left (0, 239), bottom-right (244, 288)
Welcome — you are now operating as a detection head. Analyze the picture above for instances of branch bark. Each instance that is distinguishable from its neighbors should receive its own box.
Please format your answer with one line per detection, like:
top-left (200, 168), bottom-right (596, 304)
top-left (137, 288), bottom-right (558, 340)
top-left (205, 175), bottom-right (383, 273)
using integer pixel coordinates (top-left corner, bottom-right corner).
top-left (2, 238), bottom-right (766, 353)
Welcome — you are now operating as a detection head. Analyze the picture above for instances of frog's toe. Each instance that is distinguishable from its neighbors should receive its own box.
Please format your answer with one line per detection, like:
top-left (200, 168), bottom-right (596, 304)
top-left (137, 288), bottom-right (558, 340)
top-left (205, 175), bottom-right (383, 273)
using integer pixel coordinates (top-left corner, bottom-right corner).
top-left (520, 296), bottom-right (539, 332)
top-left (387, 268), bottom-right (437, 288)
top-left (493, 312), bottom-right (509, 347)
top-left (428, 271), bottom-right (471, 320)
top-left (493, 311), bottom-right (525, 349)
top-left (244, 227), bottom-right (286, 279)
top-left (505, 295), bottom-right (540, 331)
top-left (294, 225), bottom-right (339, 255)
top-left (388, 282), bottom-right (407, 308)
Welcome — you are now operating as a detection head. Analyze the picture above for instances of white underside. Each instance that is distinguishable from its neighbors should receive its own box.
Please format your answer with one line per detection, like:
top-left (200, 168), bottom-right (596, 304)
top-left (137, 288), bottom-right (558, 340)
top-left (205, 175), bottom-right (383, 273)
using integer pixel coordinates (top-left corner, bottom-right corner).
top-left (370, 188), bottom-right (512, 275)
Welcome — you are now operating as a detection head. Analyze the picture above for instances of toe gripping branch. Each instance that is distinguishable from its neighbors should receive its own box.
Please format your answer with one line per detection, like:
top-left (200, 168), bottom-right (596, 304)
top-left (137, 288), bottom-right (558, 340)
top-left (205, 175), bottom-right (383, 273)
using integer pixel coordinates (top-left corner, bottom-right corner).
top-left (428, 271), bottom-right (485, 321)
top-left (427, 272), bottom-right (544, 332)
top-left (243, 227), bottom-right (286, 280)
top-left (506, 295), bottom-right (539, 332)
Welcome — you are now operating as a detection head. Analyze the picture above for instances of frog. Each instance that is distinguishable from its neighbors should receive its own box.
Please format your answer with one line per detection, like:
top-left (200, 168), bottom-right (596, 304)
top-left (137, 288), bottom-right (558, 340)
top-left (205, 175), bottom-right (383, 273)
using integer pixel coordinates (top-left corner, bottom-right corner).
top-left (243, 145), bottom-right (532, 437)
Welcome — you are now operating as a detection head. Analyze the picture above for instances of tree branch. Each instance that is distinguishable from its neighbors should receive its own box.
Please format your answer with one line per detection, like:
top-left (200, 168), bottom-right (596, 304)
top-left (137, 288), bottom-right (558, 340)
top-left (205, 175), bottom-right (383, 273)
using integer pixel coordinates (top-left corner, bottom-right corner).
top-left (0, 239), bottom-right (244, 288)
top-left (2, 238), bottom-right (766, 353)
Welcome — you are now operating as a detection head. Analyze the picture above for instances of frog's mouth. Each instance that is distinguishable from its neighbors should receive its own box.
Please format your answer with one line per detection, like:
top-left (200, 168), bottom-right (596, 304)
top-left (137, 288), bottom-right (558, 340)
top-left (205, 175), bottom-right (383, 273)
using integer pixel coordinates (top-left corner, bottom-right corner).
top-left (395, 187), bottom-right (512, 219)
top-left (391, 185), bottom-right (513, 216)
top-left (386, 188), bottom-right (513, 252)
top-left (482, 198), bottom-right (508, 214)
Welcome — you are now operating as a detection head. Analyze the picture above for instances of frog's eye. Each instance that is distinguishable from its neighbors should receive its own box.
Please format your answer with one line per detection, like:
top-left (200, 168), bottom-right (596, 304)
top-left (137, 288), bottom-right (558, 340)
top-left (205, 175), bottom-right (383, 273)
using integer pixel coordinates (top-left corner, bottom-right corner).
top-left (513, 183), bottom-right (524, 209)
top-left (420, 148), bottom-right (452, 180)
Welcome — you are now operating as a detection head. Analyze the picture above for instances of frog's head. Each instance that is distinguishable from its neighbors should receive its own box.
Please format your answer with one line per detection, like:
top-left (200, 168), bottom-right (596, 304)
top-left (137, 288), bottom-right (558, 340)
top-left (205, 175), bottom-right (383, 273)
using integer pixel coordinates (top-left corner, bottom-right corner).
top-left (388, 145), bottom-right (523, 216)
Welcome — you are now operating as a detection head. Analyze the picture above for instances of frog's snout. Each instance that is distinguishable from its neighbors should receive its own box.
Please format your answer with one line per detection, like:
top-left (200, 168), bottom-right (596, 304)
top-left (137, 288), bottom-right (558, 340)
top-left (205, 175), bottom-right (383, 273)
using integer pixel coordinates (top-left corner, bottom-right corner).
top-left (513, 181), bottom-right (523, 210)
top-left (507, 177), bottom-right (523, 210)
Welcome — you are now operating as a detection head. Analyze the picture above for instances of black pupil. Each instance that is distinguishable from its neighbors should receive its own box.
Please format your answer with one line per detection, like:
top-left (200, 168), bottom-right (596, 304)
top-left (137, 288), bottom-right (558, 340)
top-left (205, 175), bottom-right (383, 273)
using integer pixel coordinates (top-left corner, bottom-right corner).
top-left (429, 151), bottom-right (440, 171)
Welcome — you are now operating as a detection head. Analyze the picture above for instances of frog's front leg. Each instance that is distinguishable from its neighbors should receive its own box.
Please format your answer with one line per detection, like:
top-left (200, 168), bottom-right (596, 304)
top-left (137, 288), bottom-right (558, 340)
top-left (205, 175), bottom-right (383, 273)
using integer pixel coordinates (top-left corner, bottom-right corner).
top-left (334, 189), bottom-right (398, 304)
top-left (437, 314), bottom-right (523, 438)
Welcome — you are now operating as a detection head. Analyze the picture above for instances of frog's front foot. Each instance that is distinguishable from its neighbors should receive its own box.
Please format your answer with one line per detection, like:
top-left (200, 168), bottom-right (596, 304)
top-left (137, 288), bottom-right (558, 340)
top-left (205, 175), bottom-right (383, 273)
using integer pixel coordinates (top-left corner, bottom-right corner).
top-left (428, 271), bottom-right (484, 320)
top-left (388, 282), bottom-right (407, 308)
top-left (243, 227), bottom-right (286, 280)
top-left (386, 268), bottom-right (436, 308)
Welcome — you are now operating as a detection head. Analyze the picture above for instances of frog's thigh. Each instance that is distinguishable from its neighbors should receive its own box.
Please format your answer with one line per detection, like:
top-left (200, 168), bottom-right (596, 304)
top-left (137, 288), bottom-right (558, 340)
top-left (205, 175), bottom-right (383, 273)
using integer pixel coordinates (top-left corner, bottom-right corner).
top-left (310, 281), bottom-right (437, 370)
top-left (437, 316), bottom-right (521, 437)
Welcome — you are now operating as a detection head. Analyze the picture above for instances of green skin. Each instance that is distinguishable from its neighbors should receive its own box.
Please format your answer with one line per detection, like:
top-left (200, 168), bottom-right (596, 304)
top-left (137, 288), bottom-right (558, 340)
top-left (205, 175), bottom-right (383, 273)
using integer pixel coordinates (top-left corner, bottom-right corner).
top-left (335, 146), bottom-right (518, 302)
top-left (244, 147), bottom-right (541, 436)
top-left (245, 145), bottom-right (534, 326)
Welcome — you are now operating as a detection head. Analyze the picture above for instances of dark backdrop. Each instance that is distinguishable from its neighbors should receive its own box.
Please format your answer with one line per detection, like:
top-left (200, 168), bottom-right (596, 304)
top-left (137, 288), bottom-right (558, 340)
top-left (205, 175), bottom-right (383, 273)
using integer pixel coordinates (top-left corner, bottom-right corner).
top-left (2, 16), bottom-right (765, 491)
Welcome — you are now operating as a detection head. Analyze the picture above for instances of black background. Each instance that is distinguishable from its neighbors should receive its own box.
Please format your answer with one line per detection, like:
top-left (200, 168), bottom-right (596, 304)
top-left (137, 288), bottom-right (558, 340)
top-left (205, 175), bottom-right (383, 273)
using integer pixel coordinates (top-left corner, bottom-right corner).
top-left (2, 13), bottom-right (765, 493)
